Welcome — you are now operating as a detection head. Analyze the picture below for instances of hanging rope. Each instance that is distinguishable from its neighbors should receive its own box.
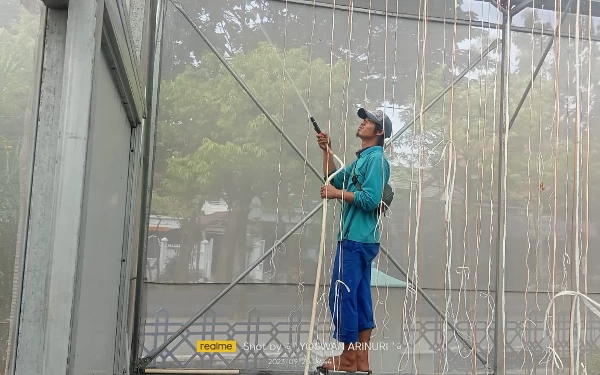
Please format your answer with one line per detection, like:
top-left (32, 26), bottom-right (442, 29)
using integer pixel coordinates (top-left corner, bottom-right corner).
top-left (303, 148), bottom-right (345, 375)
top-left (521, 7), bottom-right (536, 371)
top-left (582, 0), bottom-right (592, 367)
top-left (266, 0), bottom-right (291, 280)
top-left (285, 0), bottom-right (318, 340)
top-left (372, 0), bottom-right (392, 344)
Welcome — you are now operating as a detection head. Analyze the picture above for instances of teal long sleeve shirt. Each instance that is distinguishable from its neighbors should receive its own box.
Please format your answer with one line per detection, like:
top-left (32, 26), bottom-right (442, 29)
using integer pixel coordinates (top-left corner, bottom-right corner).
top-left (328, 146), bottom-right (390, 244)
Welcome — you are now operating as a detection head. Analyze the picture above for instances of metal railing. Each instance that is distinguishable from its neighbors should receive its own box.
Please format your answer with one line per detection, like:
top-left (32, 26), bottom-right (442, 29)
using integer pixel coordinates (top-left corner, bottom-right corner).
top-left (141, 307), bottom-right (600, 373)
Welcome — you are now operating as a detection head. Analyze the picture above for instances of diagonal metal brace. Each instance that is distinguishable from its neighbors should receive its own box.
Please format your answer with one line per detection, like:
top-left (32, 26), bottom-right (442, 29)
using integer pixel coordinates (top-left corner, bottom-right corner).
top-left (140, 203), bottom-right (324, 367)
top-left (385, 40), bottom-right (501, 148)
top-left (379, 246), bottom-right (489, 367)
top-left (508, 0), bottom-right (575, 130)
top-left (169, 0), bottom-right (325, 183)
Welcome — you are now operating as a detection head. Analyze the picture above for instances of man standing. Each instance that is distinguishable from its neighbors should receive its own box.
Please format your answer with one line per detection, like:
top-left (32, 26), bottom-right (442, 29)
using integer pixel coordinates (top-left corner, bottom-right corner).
top-left (316, 108), bottom-right (392, 373)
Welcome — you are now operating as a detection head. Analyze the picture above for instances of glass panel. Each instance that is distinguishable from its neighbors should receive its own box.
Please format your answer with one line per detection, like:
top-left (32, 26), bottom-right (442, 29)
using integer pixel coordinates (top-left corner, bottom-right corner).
top-left (0, 1), bottom-right (44, 373)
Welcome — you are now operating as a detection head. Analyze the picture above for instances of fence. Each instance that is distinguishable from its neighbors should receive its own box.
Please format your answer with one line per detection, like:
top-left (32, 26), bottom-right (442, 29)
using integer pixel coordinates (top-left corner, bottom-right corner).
top-left (142, 307), bottom-right (600, 373)
top-left (146, 236), bottom-right (216, 282)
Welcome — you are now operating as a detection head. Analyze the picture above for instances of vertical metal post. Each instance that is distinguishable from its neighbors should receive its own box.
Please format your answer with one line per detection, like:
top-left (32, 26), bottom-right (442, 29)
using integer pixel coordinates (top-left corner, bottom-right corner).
top-left (493, 4), bottom-right (511, 375)
top-left (131, 0), bottom-right (165, 371)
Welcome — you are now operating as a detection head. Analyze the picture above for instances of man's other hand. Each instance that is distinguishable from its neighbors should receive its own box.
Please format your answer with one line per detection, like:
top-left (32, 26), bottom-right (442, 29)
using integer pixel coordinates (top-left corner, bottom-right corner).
top-left (320, 184), bottom-right (340, 199)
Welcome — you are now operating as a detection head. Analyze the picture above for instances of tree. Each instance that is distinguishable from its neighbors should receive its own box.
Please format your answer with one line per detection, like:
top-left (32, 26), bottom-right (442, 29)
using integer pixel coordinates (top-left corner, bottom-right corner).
top-left (152, 42), bottom-right (349, 282)
top-left (390, 18), bottom-right (600, 300)
top-left (161, 0), bottom-right (475, 111)
top-left (395, 37), bottom-right (575, 208)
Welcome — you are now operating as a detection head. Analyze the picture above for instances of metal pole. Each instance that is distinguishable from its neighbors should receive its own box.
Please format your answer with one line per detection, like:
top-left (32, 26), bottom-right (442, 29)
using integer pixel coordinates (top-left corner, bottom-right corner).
top-left (169, 0), bottom-right (324, 183)
top-left (140, 203), bottom-right (324, 367)
top-left (508, 0), bottom-right (575, 130)
top-left (379, 245), bottom-right (488, 368)
top-left (131, 0), bottom-right (165, 370)
top-left (494, 5), bottom-right (511, 375)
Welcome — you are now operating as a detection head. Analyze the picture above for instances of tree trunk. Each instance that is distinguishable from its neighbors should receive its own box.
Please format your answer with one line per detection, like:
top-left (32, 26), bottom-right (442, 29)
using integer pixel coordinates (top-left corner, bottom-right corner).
top-left (214, 197), bottom-right (251, 283)
top-left (175, 218), bottom-right (197, 282)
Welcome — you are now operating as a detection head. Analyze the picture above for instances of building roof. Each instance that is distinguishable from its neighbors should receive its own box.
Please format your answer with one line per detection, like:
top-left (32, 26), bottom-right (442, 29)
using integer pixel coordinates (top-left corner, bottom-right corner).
top-left (370, 262), bottom-right (407, 288)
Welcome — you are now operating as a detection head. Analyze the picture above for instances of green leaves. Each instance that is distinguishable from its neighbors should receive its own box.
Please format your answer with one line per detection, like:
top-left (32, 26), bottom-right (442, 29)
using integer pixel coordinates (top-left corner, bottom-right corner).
top-left (152, 42), bottom-right (348, 217)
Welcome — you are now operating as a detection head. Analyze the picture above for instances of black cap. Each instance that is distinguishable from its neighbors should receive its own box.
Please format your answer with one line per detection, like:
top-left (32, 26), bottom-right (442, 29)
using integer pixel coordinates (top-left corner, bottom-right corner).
top-left (357, 108), bottom-right (393, 138)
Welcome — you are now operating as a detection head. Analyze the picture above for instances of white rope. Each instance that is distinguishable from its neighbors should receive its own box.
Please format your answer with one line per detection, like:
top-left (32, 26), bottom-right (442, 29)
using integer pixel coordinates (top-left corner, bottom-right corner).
top-left (520, 9), bottom-right (536, 371)
top-left (398, 47), bottom-right (420, 370)
top-left (441, 0), bottom-right (458, 369)
top-left (266, 0), bottom-right (291, 280)
top-left (485, 6), bottom-right (502, 365)
top-left (303, 149), bottom-right (345, 375)
top-left (285, 0), bottom-right (318, 339)
top-left (541, 291), bottom-right (600, 371)
top-left (372, 0), bottom-right (391, 343)
top-left (583, 1), bottom-right (592, 367)
top-left (456, 0), bottom-right (474, 362)
top-left (570, 1), bottom-right (582, 373)
top-left (534, 9), bottom-right (546, 313)
top-left (548, 5), bottom-right (562, 370)
top-left (561, 30), bottom-right (572, 294)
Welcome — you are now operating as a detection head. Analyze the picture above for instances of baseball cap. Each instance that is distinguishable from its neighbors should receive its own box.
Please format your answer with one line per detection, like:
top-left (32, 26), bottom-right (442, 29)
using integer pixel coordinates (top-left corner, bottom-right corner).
top-left (357, 108), bottom-right (393, 139)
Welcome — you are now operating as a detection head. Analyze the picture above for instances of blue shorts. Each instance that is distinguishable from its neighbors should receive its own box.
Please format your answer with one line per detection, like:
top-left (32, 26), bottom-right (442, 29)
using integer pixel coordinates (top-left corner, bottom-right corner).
top-left (328, 239), bottom-right (380, 343)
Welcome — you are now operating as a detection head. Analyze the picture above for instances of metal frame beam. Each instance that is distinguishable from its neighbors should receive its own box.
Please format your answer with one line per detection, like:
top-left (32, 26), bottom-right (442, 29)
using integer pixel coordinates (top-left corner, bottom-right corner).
top-left (131, 0), bottom-right (167, 371)
top-left (271, 0), bottom-right (600, 42)
top-left (101, 0), bottom-right (147, 127)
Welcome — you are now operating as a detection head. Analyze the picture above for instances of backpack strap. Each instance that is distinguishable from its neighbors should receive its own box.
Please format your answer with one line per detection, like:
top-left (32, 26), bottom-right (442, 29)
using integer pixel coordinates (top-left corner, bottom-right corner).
top-left (351, 161), bottom-right (393, 216)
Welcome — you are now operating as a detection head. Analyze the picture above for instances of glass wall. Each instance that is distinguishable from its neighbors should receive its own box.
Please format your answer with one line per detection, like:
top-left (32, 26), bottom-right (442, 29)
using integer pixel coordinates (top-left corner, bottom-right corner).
top-left (0, 1), bottom-right (44, 374)
top-left (141, 0), bottom-right (600, 373)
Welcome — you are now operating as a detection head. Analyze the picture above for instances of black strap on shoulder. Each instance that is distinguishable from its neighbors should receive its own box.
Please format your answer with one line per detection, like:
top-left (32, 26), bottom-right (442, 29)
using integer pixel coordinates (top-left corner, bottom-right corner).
top-left (351, 161), bottom-right (393, 216)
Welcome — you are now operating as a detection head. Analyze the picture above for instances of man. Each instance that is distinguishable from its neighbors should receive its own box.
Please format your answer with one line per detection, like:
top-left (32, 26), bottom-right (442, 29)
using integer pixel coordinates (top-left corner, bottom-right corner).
top-left (316, 108), bottom-right (392, 373)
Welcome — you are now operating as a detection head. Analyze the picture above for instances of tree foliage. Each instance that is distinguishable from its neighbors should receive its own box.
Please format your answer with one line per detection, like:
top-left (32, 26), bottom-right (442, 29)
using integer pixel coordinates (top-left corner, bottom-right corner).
top-left (395, 34), bottom-right (595, 209)
top-left (152, 42), bottom-right (348, 281)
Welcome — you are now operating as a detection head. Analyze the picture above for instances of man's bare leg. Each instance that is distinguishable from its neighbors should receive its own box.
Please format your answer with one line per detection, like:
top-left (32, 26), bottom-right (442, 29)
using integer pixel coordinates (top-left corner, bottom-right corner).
top-left (321, 343), bottom-right (357, 372)
top-left (356, 329), bottom-right (372, 371)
